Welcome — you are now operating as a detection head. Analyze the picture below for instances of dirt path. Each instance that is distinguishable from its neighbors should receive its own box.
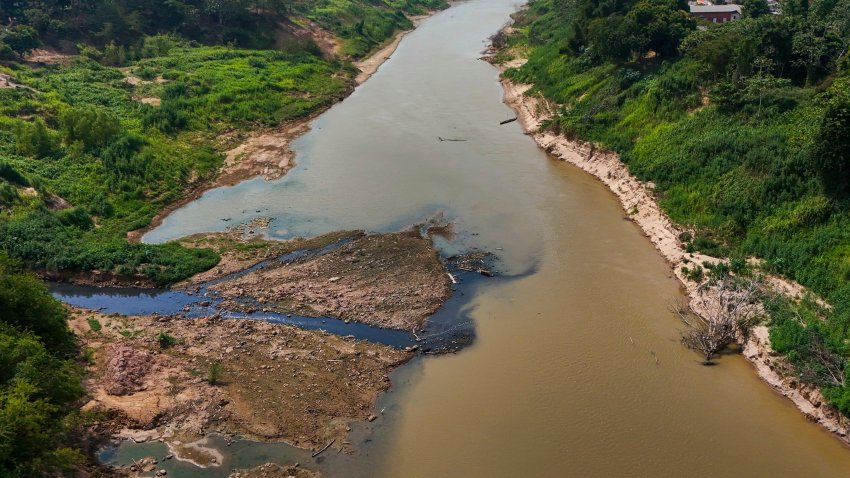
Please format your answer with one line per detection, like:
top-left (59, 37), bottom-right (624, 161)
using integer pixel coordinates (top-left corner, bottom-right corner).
top-left (495, 55), bottom-right (850, 444)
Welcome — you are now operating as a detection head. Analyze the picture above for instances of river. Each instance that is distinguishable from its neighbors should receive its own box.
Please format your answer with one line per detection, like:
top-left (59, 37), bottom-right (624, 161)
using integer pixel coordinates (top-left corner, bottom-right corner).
top-left (135, 0), bottom-right (850, 475)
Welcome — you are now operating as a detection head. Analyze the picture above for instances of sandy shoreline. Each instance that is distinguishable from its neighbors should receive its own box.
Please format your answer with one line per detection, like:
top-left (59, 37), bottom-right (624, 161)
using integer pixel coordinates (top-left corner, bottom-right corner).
top-left (353, 13), bottom-right (433, 85)
top-left (128, 12), bottom-right (440, 244)
top-left (495, 59), bottom-right (850, 445)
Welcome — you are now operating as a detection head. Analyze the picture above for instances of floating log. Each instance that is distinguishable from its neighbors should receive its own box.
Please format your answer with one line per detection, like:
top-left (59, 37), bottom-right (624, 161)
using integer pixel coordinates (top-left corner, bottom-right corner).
top-left (499, 117), bottom-right (518, 125)
top-left (312, 439), bottom-right (336, 458)
top-left (438, 136), bottom-right (467, 142)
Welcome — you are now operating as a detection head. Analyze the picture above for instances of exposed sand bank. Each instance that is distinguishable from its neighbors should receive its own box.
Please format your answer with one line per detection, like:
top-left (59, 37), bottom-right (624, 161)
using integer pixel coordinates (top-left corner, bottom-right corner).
top-left (128, 14), bottom-right (437, 244)
top-left (495, 58), bottom-right (850, 445)
top-left (353, 13), bottom-right (433, 85)
top-left (71, 307), bottom-right (412, 457)
top-left (126, 110), bottom-right (330, 243)
top-left (192, 229), bottom-right (451, 332)
top-left (76, 227), bottom-right (455, 474)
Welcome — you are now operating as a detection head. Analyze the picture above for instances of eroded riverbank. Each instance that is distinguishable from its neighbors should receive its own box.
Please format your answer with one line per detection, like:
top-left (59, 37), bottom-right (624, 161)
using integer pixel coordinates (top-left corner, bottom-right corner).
top-left (494, 53), bottom-right (850, 445)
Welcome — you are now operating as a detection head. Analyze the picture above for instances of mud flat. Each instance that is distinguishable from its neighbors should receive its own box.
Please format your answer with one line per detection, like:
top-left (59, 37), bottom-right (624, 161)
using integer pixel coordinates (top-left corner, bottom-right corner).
top-left (71, 308), bottom-right (411, 459)
top-left (69, 225), bottom-right (467, 476)
top-left (193, 229), bottom-right (452, 331)
top-left (494, 53), bottom-right (850, 445)
top-left (229, 463), bottom-right (320, 478)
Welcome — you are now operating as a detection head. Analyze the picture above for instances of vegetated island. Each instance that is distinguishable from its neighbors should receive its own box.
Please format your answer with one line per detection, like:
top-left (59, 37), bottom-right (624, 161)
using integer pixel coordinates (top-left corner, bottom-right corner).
top-left (489, 0), bottom-right (850, 444)
top-left (0, 1), bottom-right (450, 475)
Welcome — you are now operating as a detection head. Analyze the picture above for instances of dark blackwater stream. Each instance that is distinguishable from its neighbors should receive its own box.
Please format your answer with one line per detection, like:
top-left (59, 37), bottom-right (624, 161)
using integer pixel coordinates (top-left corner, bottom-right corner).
top-left (94, 0), bottom-right (850, 476)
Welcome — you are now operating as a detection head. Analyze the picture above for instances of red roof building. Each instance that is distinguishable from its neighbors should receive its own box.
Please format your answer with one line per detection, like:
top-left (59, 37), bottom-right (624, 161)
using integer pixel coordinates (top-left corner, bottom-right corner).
top-left (689, 4), bottom-right (743, 23)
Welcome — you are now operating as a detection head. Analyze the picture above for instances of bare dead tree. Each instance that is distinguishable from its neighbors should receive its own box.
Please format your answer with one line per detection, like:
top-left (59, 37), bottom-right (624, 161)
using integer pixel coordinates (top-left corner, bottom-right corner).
top-left (489, 29), bottom-right (508, 50)
top-left (674, 274), bottom-right (763, 365)
top-left (798, 333), bottom-right (847, 388)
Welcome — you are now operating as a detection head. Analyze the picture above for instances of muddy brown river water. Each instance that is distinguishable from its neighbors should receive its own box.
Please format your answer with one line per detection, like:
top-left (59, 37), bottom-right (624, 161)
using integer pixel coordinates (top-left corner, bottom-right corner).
top-left (137, 0), bottom-right (850, 475)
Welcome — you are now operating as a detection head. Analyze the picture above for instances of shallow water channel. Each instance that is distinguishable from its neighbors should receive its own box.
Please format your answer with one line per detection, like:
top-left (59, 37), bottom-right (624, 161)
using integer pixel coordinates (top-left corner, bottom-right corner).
top-left (104, 0), bottom-right (850, 476)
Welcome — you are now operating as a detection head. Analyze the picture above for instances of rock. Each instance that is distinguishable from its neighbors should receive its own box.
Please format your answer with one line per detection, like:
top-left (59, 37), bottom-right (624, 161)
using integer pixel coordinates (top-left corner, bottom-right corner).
top-left (156, 470), bottom-right (167, 476)
top-left (103, 346), bottom-right (153, 396)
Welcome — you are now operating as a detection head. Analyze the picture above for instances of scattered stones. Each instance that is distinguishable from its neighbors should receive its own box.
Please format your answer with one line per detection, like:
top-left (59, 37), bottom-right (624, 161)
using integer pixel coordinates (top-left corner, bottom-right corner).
top-left (447, 250), bottom-right (498, 277)
top-left (103, 346), bottom-right (153, 396)
top-left (70, 306), bottom-right (412, 455)
top-left (204, 230), bottom-right (452, 331)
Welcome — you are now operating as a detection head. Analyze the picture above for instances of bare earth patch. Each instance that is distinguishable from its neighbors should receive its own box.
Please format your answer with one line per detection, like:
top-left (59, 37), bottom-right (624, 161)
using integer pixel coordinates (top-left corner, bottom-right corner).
top-left (230, 463), bottom-right (321, 478)
top-left (136, 97), bottom-right (161, 106)
top-left (0, 73), bottom-right (20, 89)
top-left (25, 48), bottom-right (74, 65)
top-left (204, 230), bottom-right (452, 331)
top-left (71, 309), bottom-right (411, 456)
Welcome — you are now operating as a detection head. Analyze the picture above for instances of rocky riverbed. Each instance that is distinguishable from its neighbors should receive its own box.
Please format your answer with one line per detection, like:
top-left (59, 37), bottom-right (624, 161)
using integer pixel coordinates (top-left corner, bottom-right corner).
top-left (182, 228), bottom-right (452, 332)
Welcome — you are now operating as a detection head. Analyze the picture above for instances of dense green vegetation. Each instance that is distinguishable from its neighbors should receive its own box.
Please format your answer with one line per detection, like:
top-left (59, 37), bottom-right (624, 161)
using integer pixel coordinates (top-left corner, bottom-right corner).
top-left (0, 0), bottom-right (443, 286)
top-left (0, 255), bottom-right (85, 476)
top-left (501, 0), bottom-right (850, 409)
top-left (0, 2), bottom-right (446, 475)
top-left (0, 44), bottom-right (351, 284)
top-left (0, 0), bottom-right (445, 59)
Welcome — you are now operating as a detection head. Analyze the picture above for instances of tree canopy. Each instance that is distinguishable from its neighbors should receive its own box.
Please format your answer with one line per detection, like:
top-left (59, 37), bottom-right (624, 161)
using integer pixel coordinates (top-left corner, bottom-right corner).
top-left (0, 255), bottom-right (84, 476)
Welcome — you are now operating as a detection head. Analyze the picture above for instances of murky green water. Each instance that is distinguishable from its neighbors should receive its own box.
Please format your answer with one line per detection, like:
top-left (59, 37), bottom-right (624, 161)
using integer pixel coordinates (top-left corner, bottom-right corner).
top-left (138, 1), bottom-right (850, 476)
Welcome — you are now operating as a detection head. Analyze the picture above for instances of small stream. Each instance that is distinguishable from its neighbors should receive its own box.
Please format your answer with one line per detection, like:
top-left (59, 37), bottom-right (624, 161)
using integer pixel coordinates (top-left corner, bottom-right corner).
top-left (50, 253), bottom-right (492, 351)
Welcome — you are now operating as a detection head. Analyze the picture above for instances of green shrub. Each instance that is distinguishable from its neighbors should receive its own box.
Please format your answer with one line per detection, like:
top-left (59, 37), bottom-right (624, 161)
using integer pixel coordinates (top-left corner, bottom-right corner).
top-left (156, 331), bottom-right (178, 348)
top-left (0, 256), bottom-right (85, 475)
top-left (86, 318), bottom-right (102, 332)
top-left (207, 361), bottom-right (221, 385)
